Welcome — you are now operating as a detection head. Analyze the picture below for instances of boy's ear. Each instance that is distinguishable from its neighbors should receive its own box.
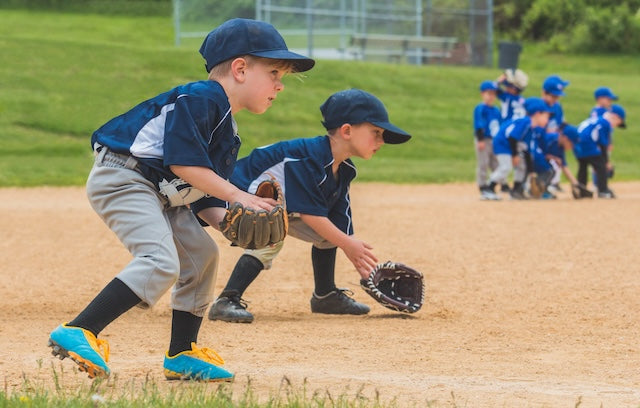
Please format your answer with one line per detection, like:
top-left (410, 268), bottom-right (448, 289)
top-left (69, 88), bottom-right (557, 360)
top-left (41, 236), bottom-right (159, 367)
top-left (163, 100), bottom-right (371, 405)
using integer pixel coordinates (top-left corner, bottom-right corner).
top-left (230, 57), bottom-right (248, 82)
top-left (339, 123), bottom-right (352, 139)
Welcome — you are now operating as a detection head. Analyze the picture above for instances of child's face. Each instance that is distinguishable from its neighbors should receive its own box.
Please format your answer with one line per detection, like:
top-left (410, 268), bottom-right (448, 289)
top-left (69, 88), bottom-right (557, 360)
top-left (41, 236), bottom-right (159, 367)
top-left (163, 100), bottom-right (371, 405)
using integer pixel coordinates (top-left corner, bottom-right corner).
top-left (348, 123), bottom-right (385, 160)
top-left (542, 92), bottom-right (559, 105)
top-left (531, 111), bottom-right (550, 128)
top-left (481, 90), bottom-right (496, 105)
top-left (596, 96), bottom-right (613, 109)
top-left (241, 60), bottom-right (286, 114)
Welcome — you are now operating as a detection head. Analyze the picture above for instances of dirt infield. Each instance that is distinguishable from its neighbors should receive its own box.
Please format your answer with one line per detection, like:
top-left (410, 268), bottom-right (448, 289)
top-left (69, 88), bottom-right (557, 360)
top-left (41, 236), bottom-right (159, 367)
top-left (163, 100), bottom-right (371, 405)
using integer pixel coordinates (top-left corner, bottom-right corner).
top-left (2, 183), bottom-right (640, 407)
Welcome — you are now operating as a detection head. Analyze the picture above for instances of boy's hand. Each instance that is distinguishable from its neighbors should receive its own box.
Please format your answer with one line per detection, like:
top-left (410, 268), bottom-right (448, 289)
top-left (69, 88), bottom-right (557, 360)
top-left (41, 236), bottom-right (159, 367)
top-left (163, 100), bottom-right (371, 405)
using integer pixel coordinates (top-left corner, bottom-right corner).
top-left (343, 238), bottom-right (378, 279)
top-left (230, 190), bottom-right (276, 211)
top-left (477, 140), bottom-right (485, 151)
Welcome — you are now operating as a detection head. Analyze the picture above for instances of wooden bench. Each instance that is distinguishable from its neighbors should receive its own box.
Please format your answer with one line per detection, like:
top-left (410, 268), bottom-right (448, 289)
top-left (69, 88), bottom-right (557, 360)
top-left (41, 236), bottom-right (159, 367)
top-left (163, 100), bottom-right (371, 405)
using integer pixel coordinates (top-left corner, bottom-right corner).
top-left (349, 33), bottom-right (458, 64)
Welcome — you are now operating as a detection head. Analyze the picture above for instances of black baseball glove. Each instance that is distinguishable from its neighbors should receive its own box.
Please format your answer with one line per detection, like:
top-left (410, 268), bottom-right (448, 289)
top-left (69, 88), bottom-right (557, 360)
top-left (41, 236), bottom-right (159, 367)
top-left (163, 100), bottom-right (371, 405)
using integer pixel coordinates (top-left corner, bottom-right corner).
top-left (360, 261), bottom-right (425, 313)
top-left (219, 179), bottom-right (287, 249)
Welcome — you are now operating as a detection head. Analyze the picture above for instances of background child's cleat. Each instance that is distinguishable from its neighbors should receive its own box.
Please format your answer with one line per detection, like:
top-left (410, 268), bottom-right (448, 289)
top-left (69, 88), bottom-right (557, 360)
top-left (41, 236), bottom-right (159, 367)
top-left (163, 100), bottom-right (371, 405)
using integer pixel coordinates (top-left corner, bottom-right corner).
top-left (163, 343), bottom-right (233, 382)
top-left (48, 323), bottom-right (110, 379)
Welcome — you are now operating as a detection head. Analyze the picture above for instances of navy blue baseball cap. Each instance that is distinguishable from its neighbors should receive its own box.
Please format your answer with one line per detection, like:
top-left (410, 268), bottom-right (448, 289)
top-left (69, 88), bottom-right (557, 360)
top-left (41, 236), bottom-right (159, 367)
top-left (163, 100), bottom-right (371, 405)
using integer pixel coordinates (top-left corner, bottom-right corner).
top-left (594, 87), bottom-right (618, 100)
top-left (479, 80), bottom-right (498, 92)
top-left (542, 75), bottom-right (570, 96)
top-left (320, 89), bottom-right (411, 144)
top-left (524, 97), bottom-right (553, 115)
top-left (199, 18), bottom-right (315, 73)
top-left (610, 104), bottom-right (626, 128)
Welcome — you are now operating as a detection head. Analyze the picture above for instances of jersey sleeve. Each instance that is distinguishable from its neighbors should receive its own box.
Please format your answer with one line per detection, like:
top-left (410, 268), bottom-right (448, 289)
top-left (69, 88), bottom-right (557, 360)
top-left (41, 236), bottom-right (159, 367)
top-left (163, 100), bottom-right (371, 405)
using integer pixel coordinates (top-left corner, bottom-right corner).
top-left (163, 94), bottom-right (220, 169)
top-left (283, 158), bottom-right (329, 217)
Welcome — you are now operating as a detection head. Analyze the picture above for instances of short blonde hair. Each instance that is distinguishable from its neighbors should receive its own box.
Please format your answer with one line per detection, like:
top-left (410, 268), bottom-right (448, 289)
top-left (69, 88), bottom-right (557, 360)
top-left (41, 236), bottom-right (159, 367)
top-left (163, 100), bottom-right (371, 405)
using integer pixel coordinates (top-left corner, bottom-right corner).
top-left (208, 55), bottom-right (296, 80)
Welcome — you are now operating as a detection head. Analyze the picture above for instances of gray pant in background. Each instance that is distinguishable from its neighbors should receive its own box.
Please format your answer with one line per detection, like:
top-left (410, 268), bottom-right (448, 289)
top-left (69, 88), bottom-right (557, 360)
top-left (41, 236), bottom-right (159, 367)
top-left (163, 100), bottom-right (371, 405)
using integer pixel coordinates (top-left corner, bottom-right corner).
top-left (86, 150), bottom-right (219, 317)
top-left (490, 153), bottom-right (526, 185)
top-left (475, 139), bottom-right (498, 187)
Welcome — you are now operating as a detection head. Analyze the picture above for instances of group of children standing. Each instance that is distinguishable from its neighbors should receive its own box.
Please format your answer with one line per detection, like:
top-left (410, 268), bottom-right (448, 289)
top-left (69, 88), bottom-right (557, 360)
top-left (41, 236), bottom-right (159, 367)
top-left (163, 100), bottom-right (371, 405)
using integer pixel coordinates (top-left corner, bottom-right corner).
top-left (473, 69), bottom-right (627, 200)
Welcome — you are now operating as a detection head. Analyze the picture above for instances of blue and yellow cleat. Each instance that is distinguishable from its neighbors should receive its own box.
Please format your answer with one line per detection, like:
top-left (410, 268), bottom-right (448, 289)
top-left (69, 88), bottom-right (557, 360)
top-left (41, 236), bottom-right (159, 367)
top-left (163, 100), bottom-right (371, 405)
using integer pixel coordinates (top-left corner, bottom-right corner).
top-left (164, 342), bottom-right (233, 382)
top-left (48, 323), bottom-right (110, 379)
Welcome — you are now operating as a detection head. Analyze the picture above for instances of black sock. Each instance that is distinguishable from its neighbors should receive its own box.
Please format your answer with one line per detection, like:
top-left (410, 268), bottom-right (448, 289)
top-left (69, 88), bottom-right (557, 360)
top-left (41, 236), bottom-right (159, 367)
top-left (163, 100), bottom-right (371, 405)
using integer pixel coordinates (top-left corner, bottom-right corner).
top-left (68, 278), bottom-right (141, 337)
top-left (488, 181), bottom-right (497, 192)
top-left (312, 246), bottom-right (337, 296)
top-left (220, 255), bottom-right (264, 298)
top-left (168, 310), bottom-right (203, 357)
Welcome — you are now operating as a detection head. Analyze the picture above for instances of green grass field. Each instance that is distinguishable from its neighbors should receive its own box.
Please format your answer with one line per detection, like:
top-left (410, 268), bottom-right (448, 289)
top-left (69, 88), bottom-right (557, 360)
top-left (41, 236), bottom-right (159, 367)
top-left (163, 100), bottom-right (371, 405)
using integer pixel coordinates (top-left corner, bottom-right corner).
top-left (0, 9), bottom-right (639, 187)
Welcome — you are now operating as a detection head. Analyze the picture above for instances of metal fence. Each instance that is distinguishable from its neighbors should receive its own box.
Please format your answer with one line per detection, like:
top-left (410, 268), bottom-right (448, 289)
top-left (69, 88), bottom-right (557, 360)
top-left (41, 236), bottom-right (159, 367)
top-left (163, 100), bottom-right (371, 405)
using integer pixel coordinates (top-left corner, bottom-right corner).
top-left (173, 0), bottom-right (493, 66)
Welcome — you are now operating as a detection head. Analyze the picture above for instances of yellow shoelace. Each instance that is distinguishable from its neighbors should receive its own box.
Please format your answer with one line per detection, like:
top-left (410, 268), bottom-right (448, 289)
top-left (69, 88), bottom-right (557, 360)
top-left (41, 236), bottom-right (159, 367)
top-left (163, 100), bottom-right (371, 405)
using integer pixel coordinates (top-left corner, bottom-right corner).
top-left (95, 338), bottom-right (110, 363)
top-left (190, 342), bottom-right (224, 366)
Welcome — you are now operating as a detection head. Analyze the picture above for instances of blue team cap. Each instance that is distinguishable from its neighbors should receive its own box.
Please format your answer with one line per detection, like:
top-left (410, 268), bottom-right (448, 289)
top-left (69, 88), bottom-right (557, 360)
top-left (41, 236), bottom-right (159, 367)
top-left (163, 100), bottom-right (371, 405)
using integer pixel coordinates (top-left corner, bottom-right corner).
top-left (542, 75), bottom-right (570, 96)
top-left (320, 89), bottom-right (411, 144)
top-left (479, 80), bottom-right (498, 92)
top-left (610, 104), bottom-right (626, 128)
top-left (199, 18), bottom-right (315, 73)
top-left (524, 97), bottom-right (552, 115)
top-left (594, 87), bottom-right (618, 100)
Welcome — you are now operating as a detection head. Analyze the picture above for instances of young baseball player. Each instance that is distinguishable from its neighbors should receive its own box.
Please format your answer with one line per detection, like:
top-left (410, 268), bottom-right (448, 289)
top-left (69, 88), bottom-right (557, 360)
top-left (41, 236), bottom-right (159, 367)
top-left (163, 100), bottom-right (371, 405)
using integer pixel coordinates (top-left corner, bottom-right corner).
top-left (496, 68), bottom-right (528, 122)
top-left (194, 89), bottom-right (411, 323)
top-left (47, 18), bottom-right (314, 381)
top-left (483, 97), bottom-right (551, 200)
top-left (573, 104), bottom-right (626, 198)
top-left (591, 87), bottom-right (618, 118)
top-left (541, 74), bottom-right (570, 193)
top-left (473, 80), bottom-right (502, 200)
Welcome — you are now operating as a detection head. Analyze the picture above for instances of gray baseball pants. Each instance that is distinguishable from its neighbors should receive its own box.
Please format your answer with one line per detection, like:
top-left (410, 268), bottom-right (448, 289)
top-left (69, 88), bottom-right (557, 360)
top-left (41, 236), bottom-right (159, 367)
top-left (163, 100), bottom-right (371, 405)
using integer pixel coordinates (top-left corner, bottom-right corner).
top-left (474, 139), bottom-right (498, 187)
top-left (86, 148), bottom-right (218, 317)
top-left (489, 153), bottom-right (526, 185)
top-left (244, 216), bottom-right (335, 270)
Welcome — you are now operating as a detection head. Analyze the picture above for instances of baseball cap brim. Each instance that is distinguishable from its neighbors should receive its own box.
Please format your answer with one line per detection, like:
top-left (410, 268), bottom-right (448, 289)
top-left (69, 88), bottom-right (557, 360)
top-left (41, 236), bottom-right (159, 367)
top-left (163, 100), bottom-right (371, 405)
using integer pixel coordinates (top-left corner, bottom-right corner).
top-left (372, 121), bottom-right (411, 144)
top-left (250, 49), bottom-right (315, 72)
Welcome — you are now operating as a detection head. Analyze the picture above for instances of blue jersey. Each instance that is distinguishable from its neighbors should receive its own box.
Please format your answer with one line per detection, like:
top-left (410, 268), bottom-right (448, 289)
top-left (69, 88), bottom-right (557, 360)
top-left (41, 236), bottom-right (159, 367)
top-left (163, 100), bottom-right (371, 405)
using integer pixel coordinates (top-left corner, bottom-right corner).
top-left (546, 102), bottom-right (564, 134)
top-left (497, 91), bottom-right (526, 121)
top-left (473, 103), bottom-right (501, 140)
top-left (574, 116), bottom-right (612, 159)
top-left (91, 80), bottom-right (240, 190)
top-left (531, 132), bottom-right (566, 172)
top-left (590, 106), bottom-right (608, 118)
top-left (493, 116), bottom-right (534, 156)
top-left (193, 136), bottom-right (356, 235)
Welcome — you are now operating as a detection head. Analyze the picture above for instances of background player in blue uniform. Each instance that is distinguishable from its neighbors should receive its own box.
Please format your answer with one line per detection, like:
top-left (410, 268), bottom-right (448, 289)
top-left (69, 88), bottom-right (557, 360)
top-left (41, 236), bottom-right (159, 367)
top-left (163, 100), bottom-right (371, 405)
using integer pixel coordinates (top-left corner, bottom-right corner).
top-left (496, 69), bottom-right (529, 122)
top-left (47, 18), bottom-right (314, 381)
top-left (473, 80), bottom-right (502, 200)
top-left (573, 104), bottom-right (626, 199)
top-left (484, 97), bottom-right (551, 200)
top-left (541, 75), bottom-right (570, 193)
top-left (194, 89), bottom-right (411, 323)
top-left (591, 87), bottom-right (618, 118)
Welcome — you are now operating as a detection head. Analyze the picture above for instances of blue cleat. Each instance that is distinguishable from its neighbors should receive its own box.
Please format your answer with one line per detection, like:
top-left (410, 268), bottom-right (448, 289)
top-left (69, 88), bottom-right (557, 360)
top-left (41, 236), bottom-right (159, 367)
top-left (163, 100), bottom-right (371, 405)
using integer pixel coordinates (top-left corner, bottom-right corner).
top-left (164, 342), bottom-right (234, 382)
top-left (48, 323), bottom-right (110, 379)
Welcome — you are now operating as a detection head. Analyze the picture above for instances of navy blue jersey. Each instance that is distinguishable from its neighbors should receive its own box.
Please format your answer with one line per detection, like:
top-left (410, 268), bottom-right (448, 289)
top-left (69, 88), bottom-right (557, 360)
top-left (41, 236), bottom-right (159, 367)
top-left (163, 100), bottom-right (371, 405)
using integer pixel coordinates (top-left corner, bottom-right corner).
top-left (574, 116), bottom-right (612, 159)
top-left (473, 103), bottom-right (501, 139)
top-left (91, 80), bottom-right (240, 189)
top-left (493, 117), bottom-right (533, 155)
top-left (546, 102), bottom-right (564, 134)
top-left (193, 136), bottom-right (357, 235)
top-left (497, 91), bottom-right (526, 121)
top-left (531, 132), bottom-right (566, 173)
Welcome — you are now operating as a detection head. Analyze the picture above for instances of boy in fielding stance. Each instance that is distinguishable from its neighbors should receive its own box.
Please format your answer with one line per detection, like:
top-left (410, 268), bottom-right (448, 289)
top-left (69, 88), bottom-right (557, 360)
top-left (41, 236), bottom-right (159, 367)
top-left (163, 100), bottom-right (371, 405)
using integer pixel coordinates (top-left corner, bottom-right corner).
top-left (194, 89), bottom-right (411, 323)
top-left (48, 19), bottom-right (314, 381)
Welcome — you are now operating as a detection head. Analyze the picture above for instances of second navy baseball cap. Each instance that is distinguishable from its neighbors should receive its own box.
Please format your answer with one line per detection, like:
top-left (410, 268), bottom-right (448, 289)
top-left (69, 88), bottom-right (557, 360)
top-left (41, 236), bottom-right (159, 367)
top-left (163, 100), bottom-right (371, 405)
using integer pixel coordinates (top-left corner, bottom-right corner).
top-left (199, 18), bottom-right (315, 73)
top-left (542, 75), bottom-right (570, 96)
top-left (320, 89), bottom-right (411, 144)
top-left (594, 87), bottom-right (618, 100)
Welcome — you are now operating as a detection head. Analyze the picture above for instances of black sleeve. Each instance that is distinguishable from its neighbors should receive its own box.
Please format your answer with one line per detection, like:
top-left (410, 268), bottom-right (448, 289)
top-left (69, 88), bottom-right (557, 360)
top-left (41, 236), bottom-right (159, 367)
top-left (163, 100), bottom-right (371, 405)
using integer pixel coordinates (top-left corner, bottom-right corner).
top-left (475, 128), bottom-right (485, 141)
top-left (524, 151), bottom-right (533, 173)
top-left (508, 137), bottom-right (518, 156)
top-left (600, 146), bottom-right (609, 162)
